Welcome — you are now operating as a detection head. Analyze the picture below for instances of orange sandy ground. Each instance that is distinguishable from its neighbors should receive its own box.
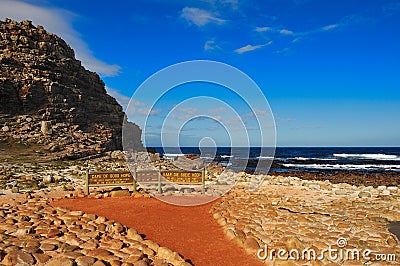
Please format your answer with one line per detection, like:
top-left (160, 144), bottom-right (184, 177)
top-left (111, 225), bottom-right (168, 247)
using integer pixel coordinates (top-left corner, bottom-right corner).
top-left (54, 196), bottom-right (265, 266)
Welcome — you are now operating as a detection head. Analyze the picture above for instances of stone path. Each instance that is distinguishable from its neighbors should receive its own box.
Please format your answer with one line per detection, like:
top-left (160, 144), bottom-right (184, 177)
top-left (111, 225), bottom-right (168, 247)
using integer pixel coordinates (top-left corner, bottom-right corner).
top-left (210, 175), bottom-right (400, 265)
top-left (0, 194), bottom-right (190, 265)
top-left (54, 197), bottom-right (265, 266)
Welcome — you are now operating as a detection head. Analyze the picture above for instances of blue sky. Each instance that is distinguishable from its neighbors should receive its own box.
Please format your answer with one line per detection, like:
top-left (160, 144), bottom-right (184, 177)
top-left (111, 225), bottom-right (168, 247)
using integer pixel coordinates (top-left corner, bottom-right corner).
top-left (1, 0), bottom-right (400, 146)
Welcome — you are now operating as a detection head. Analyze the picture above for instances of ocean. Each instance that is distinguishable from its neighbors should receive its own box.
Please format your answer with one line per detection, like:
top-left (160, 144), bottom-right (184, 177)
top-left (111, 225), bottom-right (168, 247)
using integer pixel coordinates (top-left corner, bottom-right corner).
top-left (152, 147), bottom-right (400, 173)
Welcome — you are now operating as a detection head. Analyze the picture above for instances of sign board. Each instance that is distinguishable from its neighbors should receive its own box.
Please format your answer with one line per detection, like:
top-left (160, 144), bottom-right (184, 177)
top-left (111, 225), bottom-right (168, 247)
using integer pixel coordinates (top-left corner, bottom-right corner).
top-left (85, 169), bottom-right (205, 195)
top-left (161, 171), bottom-right (202, 183)
top-left (88, 171), bottom-right (133, 185)
top-left (136, 170), bottom-right (159, 182)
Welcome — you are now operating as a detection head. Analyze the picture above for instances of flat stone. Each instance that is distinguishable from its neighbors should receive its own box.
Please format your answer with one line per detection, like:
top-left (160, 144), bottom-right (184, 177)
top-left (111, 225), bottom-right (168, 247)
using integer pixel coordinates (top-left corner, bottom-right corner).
top-left (2, 250), bottom-right (35, 265)
top-left (157, 246), bottom-right (173, 260)
top-left (64, 235), bottom-right (82, 246)
top-left (133, 260), bottom-right (150, 266)
top-left (334, 189), bottom-right (347, 195)
top-left (125, 253), bottom-right (144, 263)
top-left (87, 248), bottom-right (114, 260)
top-left (59, 243), bottom-right (79, 252)
top-left (62, 251), bottom-right (83, 259)
top-left (100, 239), bottom-right (124, 250)
top-left (108, 222), bottom-right (125, 234)
top-left (75, 256), bottom-right (96, 266)
top-left (225, 229), bottom-right (236, 240)
top-left (141, 247), bottom-right (155, 257)
top-left (243, 237), bottom-right (260, 253)
top-left (33, 253), bottom-right (51, 264)
top-left (358, 191), bottom-right (372, 198)
top-left (127, 229), bottom-right (143, 241)
top-left (285, 237), bottom-right (304, 250)
top-left (92, 261), bottom-right (107, 266)
top-left (167, 251), bottom-right (185, 265)
top-left (44, 258), bottom-right (74, 266)
top-left (386, 235), bottom-right (398, 247)
top-left (40, 243), bottom-right (57, 251)
top-left (15, 228), bottom-right (31, 237)
top-left (83, 213), bottom-right (97, 220)
top-left (109, 260), bottom-right (122, 266)
top-left (46, 228), bottom-right (62, 238)
top-left (143, 240), bottom-right (159, 252)
top-left (110, 190), bottom-right (131, 197)
top-left (79, 240), bottom-right (98, 250)
top-left (232, 236), bottom-right (244, 246)
top-left (69, 210), bottom-right (84, 216)
top-left (233, 229), bottom-right (244, 238)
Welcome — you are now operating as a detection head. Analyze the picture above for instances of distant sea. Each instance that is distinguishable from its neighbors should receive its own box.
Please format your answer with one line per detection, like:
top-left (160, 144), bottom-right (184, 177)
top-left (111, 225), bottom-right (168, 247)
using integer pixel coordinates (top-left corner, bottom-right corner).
top-left (152, 147), bottom-right (400, 173)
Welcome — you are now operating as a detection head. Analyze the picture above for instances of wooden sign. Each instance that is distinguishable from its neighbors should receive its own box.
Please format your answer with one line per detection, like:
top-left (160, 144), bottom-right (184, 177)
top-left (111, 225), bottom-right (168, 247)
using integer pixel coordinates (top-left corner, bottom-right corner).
top-left (161, 171), bottom-right (202, 183)
top-left (85, 168), bottom-right (205, 195)
top-left (136, 170), bottom-right (159, 182)
top-left (88, 171), bottom-right (133, 185)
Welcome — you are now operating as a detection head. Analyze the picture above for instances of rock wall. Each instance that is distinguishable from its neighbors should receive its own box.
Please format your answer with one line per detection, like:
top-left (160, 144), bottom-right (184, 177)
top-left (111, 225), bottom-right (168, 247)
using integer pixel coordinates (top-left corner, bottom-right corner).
top-left (0, 19), bottom-right (143, 157)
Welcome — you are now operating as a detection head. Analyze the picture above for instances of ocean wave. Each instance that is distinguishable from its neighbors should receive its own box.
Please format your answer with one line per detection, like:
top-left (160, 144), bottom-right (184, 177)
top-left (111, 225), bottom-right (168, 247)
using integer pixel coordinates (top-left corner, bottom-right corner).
top-left (163, 153), bottom-right (184, 159)
top-left (200, 156), bottom-right (215, 160)
top-left (257, 156), bottom-right (275, 160)
top-left (292, 157), bottom-right (337, 161)
top-left (220, 155), bottom-right (233, 158)
top-left (282, 163), bottom-right (400, 171)
top-left (333, 153), bottom-right (400, 160)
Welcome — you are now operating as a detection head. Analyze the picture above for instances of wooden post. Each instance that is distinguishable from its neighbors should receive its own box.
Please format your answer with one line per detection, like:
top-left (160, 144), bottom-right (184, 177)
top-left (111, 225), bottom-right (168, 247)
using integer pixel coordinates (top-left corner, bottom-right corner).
top-left (202, 168), bottom-right (205, 195)
top-left (85, 168), bottom-right (89, 196)
top-left (158, 166), bottom-right (162, 194)
top-left (133, 166), bottom-right (137, 193)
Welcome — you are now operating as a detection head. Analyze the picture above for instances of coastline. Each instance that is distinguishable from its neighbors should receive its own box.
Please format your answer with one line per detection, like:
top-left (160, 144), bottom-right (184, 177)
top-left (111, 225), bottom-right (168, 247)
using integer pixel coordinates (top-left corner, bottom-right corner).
top-left (0, 153), bottom-right (399, 265)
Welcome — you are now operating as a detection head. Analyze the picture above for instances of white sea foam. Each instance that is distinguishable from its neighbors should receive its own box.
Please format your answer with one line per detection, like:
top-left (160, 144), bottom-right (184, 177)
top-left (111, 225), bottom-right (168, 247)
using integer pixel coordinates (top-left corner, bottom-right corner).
top-left (333, 153), bottom-right (400, 160)
top-left (163, 153), bottom-right (184, 159)
top-left (200, 156), bottom-right (215, 160)
top-left (221, 155), bottom-right (233, 158)
top-left (293, 157), bottom-right (336, 161)
top-left (257, 156), bottom-right (274, 160)
top-left (282, 163), bottom-right (400, 171)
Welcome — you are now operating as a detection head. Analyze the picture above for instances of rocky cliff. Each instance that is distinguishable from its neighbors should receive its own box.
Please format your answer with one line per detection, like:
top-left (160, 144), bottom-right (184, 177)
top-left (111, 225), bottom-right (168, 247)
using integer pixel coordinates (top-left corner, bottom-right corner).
top-left (0, 18), bottom-right (143, 159)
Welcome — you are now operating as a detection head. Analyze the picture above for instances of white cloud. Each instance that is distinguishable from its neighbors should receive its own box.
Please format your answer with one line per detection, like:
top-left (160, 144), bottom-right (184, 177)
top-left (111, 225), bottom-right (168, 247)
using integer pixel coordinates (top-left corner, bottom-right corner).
top-left (170, 106), bottom-right (200, 121)
top-left (181, 7), bottom-right (226, 27)
top-left (255, 26), bottom-right (293, 35)
top-left (204, 39), bottom-right (221, 51)
top-left (322, 24), bottom-right (338, 31)
top-left (274, 47), bottom-right (291, 55)
top-left (255, 26), bottom-right (273, 32)
top-left (219, 0), bottom-right (239, 9)
top-left (106, 87), bottom-right (161, 116)
top-left (290, 125), bottom-right (324, 130)
top-left (0, 0), bottom-right (120, 77)
top-left (202, 0), bottom-right (239, 10)
top-left (105, 87), bottom-right (131, 109)
top-left (279, 29), bottom-right (294, 35)
top-left (234, 41), bottom-right (272, 54)
top-left (383, 2), bottom-right (400, 16)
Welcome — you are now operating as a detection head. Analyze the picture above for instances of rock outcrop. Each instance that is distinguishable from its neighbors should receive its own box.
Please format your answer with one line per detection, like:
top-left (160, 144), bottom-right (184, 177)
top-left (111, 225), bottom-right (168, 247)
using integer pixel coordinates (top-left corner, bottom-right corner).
top-left (0, 18), bottom-right (143, 158)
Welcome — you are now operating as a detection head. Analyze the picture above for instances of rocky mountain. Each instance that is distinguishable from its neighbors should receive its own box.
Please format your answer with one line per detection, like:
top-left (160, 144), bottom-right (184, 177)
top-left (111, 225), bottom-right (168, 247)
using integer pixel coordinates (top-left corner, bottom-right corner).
top-left (0, 18), bottom-right (143, 159)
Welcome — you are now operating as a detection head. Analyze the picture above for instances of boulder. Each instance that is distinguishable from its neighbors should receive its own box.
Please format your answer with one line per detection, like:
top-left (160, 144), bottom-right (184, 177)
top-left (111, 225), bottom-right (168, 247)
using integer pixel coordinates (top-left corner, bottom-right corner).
top-left (110, 189), bottom-right (131, 197)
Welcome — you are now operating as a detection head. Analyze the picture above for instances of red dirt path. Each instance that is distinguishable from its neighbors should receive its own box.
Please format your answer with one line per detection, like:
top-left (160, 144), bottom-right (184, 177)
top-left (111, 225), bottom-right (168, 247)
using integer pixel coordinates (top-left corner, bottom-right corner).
top-left (54, 197), bottom-right (264, 266)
